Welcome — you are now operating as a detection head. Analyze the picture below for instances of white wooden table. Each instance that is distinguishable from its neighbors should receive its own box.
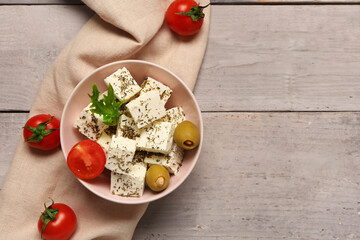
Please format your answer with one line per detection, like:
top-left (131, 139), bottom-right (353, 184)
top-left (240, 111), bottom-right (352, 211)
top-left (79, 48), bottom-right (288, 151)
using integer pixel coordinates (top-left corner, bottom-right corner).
top-left (1, 1), bottom-right (360, 239)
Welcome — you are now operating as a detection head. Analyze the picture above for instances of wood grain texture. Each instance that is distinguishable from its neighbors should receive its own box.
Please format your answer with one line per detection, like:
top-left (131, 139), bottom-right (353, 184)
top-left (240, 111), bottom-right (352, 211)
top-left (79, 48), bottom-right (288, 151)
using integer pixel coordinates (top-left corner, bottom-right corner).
top-left (1, 112), bottom-right (359, 239)
top-left (134, 112), bottom-right (360, 239)
top-left (1, 0), bottom-right (360, 4)
top-left (212, 0), bottom-right (360, 3)
top-left (0, 0), bottom-right (82, 4)
top-left (0, 5), bottom-right (93, 111)
top-left (1, 5), bottom-right (360, 111)
top-left (0, 113), bottom-right (28, 188)
top-left (1, 2), bottom-right (360, 240)
top-left (195, 5), bottom-right (360, 112)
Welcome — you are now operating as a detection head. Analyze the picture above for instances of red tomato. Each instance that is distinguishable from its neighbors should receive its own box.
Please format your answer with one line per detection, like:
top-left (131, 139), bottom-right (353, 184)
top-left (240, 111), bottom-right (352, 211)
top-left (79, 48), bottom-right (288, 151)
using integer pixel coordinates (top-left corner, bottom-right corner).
top-left (23, 114), bottom-right (60, 151)
top-left (166, 0), bottom-right (209, 36)
top-left (67, 140), bottom-right (106, 179)
top-left (38, 201), bottom-right (77, 240)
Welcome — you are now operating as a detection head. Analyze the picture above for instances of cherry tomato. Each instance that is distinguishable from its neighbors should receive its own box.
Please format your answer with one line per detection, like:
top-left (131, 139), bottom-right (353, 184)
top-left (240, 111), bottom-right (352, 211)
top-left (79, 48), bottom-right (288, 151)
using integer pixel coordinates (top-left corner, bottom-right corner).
top-left (67, 140), bottom-right (106, 179)
top-left (38, 200), bottom-right (77, 240)
top-left (166, 0), bottom-right (209, 36)
top-left (23, 114), bottom-right (60, 151)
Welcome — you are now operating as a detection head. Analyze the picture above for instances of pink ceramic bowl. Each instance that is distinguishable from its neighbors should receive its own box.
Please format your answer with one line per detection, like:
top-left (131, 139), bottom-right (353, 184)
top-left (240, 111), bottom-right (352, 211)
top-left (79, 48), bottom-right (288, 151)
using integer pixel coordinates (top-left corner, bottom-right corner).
top-left (60, 60), bottom-right (203, 204)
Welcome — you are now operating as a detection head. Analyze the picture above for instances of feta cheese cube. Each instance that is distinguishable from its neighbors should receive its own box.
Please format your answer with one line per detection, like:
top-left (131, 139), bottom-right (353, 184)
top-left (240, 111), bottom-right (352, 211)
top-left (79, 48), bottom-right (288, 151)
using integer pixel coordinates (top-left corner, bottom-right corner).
top-left (73, 103), bottom-right (108, 140)
top-left (110, 153), bottom-right (147, 197)
top-left (96, 131), bottom-right (112, 153)
top-left (140, 77), bottom-right (172, 105)
top-left (110, 162), bottom-right (146, 197)
top-left (137, 122), bottom-right (175, 154)
top-left (104, 67), bottom-right (141, 102)
top-left (105, 135), bottom-right (136, 174)
top-left (116, 113), bottom-right (141, 140)
top-left (104, 125), bottom-right (117, 136)
top-left (128, 161), bottom-right (147, 178)
top-left (133, 151), bottom-right (147, 163)
top-left (144, 143), bottom-right (184, 175)
top-left (161, 106), bottom-right (186, 127)
top-left (126, 90), bottom-right (167, 129)
top-left (123, 151), bottom-right (147, 176)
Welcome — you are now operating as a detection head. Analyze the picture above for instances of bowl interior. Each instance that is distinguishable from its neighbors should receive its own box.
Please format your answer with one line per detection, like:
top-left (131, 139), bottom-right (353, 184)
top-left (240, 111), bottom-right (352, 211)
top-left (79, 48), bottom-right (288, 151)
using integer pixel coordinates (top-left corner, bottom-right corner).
top-left (61, 60), bottom-right (203, 204)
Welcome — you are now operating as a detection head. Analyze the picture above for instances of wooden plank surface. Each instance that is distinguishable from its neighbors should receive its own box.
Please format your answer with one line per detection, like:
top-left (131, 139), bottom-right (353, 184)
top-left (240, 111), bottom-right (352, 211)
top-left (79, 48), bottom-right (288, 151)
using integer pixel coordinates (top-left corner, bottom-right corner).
top-left (0, 113), bottom-right (28, 188)
top-left (0, 0), bottom-right (82, 4)
top-left (195, 5), bottom-right (360, 112)
top-left (0, 5), bottom-right (92, 111)
top-left (1, 3), bottom-right (360, 240)
top-left (1, 5), bottom-right (360, 112)
top-left (2, 112), bottom-right (359, 239)
top-left (1, 0), bottom-right (360, 4)
top-left (134, 112), bottom-right (360, 239)
top-left (212, 0), bottom-right (360, 3)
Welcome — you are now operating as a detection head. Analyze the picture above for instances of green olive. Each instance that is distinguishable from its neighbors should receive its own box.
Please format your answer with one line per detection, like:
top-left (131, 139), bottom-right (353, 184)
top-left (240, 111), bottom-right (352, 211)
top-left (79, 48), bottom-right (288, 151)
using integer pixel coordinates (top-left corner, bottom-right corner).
top-left (146, 165), bottom-right (170, 192)
top-left (174, 120), bottom-right (200, 150)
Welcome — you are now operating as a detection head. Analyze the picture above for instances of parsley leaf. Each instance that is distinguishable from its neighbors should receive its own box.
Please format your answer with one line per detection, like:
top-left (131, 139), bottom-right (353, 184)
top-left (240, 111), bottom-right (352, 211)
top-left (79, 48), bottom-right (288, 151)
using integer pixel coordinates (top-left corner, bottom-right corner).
top-left (88, 84), bottom-right (125, 126)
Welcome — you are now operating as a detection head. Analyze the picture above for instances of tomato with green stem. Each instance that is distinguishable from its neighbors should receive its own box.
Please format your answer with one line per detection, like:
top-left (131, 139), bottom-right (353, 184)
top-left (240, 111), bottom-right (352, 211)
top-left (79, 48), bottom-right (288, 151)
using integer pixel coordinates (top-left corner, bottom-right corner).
top-left (23, 114), bottom-right (60, 151)
top-left (166, 0), bottom-right (209, 36)
top-left (38, 199), bottom-right (77, 240)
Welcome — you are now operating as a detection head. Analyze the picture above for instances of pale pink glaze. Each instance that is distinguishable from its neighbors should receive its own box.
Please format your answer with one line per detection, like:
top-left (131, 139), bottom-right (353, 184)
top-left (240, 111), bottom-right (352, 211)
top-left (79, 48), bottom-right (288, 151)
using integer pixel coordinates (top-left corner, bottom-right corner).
top-left (60, 60), bottom-right (203, 204)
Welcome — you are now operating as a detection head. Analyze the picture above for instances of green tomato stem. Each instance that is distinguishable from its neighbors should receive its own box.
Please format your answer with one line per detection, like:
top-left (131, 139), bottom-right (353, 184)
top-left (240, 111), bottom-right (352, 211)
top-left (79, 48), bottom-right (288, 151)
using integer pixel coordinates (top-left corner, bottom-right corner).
top-left (175, 3), bottom-right (210, 22)
top-left (40, 198), bottom-right (59, 239)
top-left (24, 116), bottom-right (59, 143)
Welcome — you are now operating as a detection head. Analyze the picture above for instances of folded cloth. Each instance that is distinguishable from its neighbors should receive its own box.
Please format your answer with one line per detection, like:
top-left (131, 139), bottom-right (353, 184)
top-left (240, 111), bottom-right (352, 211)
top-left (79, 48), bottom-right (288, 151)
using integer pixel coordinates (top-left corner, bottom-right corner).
top-left (0, 0), bottom-right (210, 239)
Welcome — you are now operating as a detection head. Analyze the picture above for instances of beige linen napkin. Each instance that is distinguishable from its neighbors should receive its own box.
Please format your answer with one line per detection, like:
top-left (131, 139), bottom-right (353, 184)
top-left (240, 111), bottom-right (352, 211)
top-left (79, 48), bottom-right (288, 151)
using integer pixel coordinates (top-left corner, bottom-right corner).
top-left (0, 0), bottom-right (210, 239)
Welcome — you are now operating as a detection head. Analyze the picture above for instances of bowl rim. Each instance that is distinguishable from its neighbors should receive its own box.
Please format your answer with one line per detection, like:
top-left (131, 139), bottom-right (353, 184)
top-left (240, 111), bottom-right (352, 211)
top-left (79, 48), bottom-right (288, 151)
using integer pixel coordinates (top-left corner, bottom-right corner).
top-left (60, 59), bottom-right (203, 204)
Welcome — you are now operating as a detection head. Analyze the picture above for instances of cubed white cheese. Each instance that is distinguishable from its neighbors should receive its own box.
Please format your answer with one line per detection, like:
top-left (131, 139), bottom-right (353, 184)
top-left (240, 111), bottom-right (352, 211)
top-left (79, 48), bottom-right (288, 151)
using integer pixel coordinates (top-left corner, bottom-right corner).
top-left (161, 106), bottom-right (186, 127)
top-left (128, 161), bottom-right (147, 178)
top-left (133, 151), bottom-right (147, 163)
top-left (144, 143), bottom-right (184, 175)
top-left (140, 77), bottom-right (172, 105)
top-left (96, 131), bottom-right (112, 153)
top-left (110, 162), bottom-right (146, 197)
top-left (121, 151), bottom-right (147, 176)
top-left (126, 90), bottom-right (167, 129)
top-left (137, 121), bottom-right (174, 154)
top-left (73, 103), bottom-right (108, 140)
top-left (105, 135), bottom-right (136, 174)
top-left (104, 67), bottom-right (141, 102)
top-left (116, 113), bottom-right (141, 140)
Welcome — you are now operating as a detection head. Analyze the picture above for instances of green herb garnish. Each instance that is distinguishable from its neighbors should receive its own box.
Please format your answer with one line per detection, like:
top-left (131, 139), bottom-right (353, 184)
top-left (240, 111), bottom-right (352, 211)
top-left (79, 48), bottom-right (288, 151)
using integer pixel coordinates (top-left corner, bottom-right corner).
top-left (88, 84), bottom-right (125, 126)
